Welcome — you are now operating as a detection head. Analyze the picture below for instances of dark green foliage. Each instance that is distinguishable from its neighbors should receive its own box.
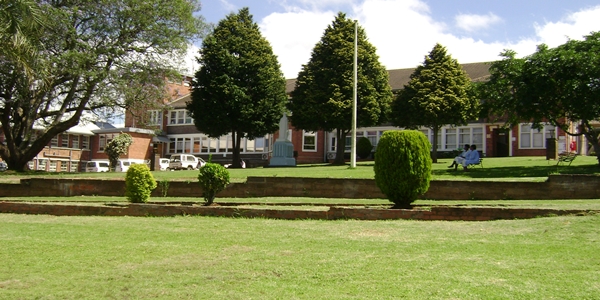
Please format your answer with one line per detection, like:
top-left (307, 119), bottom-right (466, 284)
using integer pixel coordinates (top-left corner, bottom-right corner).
top-left (125, 164), bottom-right (157, 203)
top-left (374, 130), bottom-right (432, 208)
top-left (198, 163), bottom-right (230, 205)
top-left (391, 44), bottom-right (479, 163)
top-left (0, 0), bottom-right (205, 172)
top-left (104, 133), bottom-right (133, 172)
top-left (288, 12), bottom-right (393, 165)
top-left (357, 137), bottom-right (373, 159)
top-left (188, 7), bottom-right (287, 169)
top-left (479, 31), bottom-right (600, 165)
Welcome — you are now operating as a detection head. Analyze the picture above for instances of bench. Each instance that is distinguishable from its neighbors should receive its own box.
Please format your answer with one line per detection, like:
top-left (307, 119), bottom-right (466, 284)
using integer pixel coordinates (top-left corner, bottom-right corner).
top-left (467, 158), bottom-right (484, 168)
top-left (557, 152), bottom-right (577, 166)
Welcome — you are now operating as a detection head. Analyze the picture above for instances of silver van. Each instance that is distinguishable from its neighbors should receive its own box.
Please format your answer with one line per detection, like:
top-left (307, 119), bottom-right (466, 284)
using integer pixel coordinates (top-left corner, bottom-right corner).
top-left (86, 161), bottom-right (109, 172)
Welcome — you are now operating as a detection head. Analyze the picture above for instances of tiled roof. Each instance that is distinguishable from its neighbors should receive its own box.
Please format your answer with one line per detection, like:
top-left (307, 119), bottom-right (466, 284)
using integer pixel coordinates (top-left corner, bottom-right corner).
top-left (285, 61), bottom-right (491, 94)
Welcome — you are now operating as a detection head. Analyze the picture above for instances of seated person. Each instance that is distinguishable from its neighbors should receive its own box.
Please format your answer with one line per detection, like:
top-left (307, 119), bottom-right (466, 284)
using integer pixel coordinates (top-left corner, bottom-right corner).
top-left (448, 144), bottom-right (470, 169)
top-left (461, 145), bottom-right (480, 170)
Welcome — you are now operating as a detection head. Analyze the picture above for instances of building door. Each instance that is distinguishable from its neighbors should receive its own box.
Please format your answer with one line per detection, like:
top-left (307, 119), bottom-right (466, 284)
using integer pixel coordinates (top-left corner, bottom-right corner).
top-left (492, 129), bottom-right (509, 157)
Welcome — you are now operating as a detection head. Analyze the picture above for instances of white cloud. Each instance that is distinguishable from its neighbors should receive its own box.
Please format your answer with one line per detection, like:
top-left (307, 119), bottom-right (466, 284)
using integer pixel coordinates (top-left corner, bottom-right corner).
top-left (260, 1), bottom-right (600, 78)
top-left (534, 5), bottom-right (600, 47)
top-left (219, 0), bottom-right (237, 12)
top-left (454, 13), bottom-right (502, 32)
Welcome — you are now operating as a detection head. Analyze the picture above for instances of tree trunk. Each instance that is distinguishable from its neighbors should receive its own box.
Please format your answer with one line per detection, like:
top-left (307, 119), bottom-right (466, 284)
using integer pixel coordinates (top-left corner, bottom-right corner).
top-left (431, 127), bottom-right (439, 163)
top-left (231, 131), bottom-right (242, 168)
top-left (333, 129), bottom-right (347, 165)
top-left (583, 130), bottom-right (600, 166)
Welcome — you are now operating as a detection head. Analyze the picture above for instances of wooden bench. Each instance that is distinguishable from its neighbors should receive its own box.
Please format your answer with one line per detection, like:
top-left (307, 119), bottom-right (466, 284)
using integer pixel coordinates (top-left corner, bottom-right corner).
top-left (557, 152), bottom-right (577, 166)
top-left (467, 158), bottom-right (484, 168)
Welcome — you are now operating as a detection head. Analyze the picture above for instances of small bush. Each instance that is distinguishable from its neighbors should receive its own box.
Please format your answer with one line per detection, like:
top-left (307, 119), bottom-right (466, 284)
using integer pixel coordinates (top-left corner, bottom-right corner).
top-left (125, 164), bottom-right (157, 203)
top-left (198, 163), bottom-right (230, 205)
top-left (357, 137), bottom-right (373, 159)
top-left (374, 130), bottom-right (432, 209)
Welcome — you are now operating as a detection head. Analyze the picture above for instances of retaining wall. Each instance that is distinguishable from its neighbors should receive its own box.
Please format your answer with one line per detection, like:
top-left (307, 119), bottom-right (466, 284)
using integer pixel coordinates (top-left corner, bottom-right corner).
top-left (0, 202), bottom-right (593, 221)
top-left (0, 174), bottom-right (598, 200)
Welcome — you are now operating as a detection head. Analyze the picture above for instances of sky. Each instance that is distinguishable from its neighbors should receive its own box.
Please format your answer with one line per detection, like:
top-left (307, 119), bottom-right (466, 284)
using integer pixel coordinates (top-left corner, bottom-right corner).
top-left (184, 0), bottom-right (600, 79)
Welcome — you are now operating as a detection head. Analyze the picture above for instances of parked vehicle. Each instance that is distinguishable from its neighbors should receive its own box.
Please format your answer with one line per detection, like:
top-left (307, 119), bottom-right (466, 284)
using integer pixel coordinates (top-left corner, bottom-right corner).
top-left (168, 154), bottom-right (203, 170)
top-left (159, 158), bottom-right (170, 171)
top-left (85, 161), bottom-right (109, 172)
top-left (114, 160), bottom-right (135, 173)
top-left (0, 161), bottom-right (7, 172)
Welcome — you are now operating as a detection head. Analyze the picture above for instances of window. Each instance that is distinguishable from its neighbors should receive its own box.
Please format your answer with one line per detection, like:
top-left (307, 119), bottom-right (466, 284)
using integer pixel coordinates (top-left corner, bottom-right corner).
top-left (444, 127), bottom-right (483, 151)
top-left (168, 109), bottom-right (193, 125)
top-left (520, 124), bottom-right (555, 149)
top-left (148, 110), bottom-right (163, 126)
top-left (420, 129), bottom-right (442, 150)
top-left (72, 135), bottom-right (80, 149)
top-left (303, 131), bottom-right (317, 151)
top-left (81, 136), bottom-right (89, 149)
top-left (366, 131), bottom-right (378, 147)
top-left (60, 134), bottom-right (69, 148)
top-left (98, 134), bottom-right (116, 152)
top-left (50, 136), bottom-right (58, 147)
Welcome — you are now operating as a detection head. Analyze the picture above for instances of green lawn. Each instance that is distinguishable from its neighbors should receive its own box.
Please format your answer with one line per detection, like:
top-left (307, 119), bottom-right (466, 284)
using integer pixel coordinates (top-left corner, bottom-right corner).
top-left (1, 155), bottom-right (599, 183)
top-left (1, 213), bottom-right (599, 299)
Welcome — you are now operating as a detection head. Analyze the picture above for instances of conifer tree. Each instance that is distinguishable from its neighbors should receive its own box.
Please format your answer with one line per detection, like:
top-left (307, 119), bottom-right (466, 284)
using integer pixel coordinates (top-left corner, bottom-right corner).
top-left (391, 44), bottom-right (479, 163)
top-left (288, 12), bottom-right (392, 165)
top-left (188, 7), bottom-right (287, 168)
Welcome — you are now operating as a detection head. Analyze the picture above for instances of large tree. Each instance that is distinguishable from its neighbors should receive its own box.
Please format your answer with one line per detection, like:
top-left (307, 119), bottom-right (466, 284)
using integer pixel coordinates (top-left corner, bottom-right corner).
top-left (480, 31), bottom-right (600, 165)
top-left (391, 43), bottom-right (479, 163)
top-left (288, 13), bottom-right (392, 165)
top-left (0, 0), bottom-right (205, 171)
top-left (188, 7), bottom-right (287, 168)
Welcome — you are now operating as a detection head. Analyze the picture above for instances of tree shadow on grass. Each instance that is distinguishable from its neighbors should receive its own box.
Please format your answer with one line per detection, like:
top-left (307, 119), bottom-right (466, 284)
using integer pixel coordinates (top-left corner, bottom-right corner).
top-left (434, 164), bottom-right (600, 179)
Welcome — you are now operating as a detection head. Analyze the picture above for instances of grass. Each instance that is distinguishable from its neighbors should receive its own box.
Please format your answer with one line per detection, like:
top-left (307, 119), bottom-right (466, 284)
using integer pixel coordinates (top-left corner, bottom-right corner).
top-left (1, 155), bottom-right (599, 184)
top-left (1, 213), bottom-right (599, 299)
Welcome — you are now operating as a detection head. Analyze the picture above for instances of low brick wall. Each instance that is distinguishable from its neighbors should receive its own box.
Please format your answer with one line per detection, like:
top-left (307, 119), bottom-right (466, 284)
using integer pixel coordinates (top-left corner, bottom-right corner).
top-left (0, 201), bottom-right (593, 221)
top-left (0, 174), bottom-right (599, 200)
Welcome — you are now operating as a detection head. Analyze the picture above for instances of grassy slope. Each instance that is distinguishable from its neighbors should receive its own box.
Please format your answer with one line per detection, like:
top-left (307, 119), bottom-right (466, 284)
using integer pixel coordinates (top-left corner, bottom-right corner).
top-left (1, 214), bottom-right (599, 299)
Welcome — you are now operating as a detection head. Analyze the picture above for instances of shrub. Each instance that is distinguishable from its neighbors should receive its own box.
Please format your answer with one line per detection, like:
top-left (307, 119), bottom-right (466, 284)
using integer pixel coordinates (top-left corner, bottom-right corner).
top-left (374, 130), bottom-right (432, 209)
top-left (125, 164), bottom-right (157, 203)
top-left (357, 137), bottom-right (373, 159)
top-left (104, 133), bottom-right (133, 171)
top-left (198, 163), bottom-right (230, 205)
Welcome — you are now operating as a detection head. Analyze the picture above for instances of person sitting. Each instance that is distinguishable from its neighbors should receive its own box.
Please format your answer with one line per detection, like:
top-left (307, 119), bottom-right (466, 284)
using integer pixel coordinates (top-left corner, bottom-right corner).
top-left (448, 144), bottom-right (470, 169)
top-left (461, 145), bottom-right (480, 171)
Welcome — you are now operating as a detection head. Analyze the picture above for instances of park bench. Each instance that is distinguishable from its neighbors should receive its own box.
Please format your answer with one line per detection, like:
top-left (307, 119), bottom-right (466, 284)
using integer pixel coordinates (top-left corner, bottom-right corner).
top-left (467, 158), bottom-right (484, 169)
top-left (557, 152), bottom-right (577, 166)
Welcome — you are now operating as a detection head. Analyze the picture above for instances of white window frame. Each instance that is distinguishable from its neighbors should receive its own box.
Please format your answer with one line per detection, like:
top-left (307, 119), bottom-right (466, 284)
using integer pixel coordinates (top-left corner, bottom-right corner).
top-left (50, 136), bottom-right (58, 147)
top-left (302, 131), bottom-right (317, 152)
top-left (60, 134), bottom-right (69, 148)
top-left (168, 109), bottom-right (193, 125)
top-left (519, 124), bottom-right (555, 149)
top-left (81, 136), bottom-right (89, 150)
top-left (148, 110), bottom-right (163, 126)
top-left (72, 135), bottom-right (80, 149)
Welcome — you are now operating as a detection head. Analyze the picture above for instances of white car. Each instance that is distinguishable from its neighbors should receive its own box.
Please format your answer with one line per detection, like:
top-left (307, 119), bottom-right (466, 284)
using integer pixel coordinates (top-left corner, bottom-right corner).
top-left (114, 160), bottom-right (135, 172)
top-left (85, 161), bottom-right (109, 172)
top-left (159, 158), bottom-right (170, 171)
top-left (168, 154), bottom-right (203, 170)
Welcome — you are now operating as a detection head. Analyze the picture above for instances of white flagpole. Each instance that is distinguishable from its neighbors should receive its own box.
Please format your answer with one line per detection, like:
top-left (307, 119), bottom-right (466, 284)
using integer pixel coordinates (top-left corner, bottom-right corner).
top-left (351, 20), bottom-right (358, 168)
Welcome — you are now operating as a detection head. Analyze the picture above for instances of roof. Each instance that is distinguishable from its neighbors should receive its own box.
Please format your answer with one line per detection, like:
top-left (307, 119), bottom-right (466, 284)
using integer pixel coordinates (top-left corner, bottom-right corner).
top-left (168, 94), bottom-right (191, 109)
top-left (285, 61), bottom-right (491, 94)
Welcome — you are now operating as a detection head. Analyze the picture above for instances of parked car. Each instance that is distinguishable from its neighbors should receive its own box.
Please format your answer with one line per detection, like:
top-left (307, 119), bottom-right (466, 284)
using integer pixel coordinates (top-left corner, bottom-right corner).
top-left (159, 158), bottom-right (170, 171)
top-left (85, 161), bottom-right (109, 172)
top-left (168, 154), bottom-right (201, 170)
top-left (0, 161), bottom-right (7, 172)
top-left (114, 160), bottom-right (135, 173)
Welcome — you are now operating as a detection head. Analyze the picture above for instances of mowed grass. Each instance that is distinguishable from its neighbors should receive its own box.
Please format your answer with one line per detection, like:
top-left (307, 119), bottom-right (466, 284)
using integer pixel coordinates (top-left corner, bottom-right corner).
top-left (1, 155), bottom-right (599, 184)
top-left (1, 214), bottom-right (599, 299)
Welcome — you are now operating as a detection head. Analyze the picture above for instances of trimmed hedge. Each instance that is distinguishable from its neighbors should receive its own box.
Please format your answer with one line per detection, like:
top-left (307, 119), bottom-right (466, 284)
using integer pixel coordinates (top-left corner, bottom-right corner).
top-left (198, 163), bottom-right (230, 205)
top-left (374, 130), bottom-right (432, 208)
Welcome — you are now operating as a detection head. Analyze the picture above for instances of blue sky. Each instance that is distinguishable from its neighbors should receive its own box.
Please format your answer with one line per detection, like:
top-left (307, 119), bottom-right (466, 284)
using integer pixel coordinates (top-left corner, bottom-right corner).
top-left (186, 0), bottom-right (600, 78)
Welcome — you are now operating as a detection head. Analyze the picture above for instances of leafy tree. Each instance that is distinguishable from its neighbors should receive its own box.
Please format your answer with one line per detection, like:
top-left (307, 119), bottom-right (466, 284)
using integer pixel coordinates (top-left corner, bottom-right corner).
top-left (288, 12), bottom-right (393, 165)
top-left (0, 0), bottom-right (205, 171)
top-left (479, 31), bottom-right (600, 165)
top-left (374, 130), bottom-right (432, 209)
top-left (390, 44), bottom-right (479, 163)
top-left (356, 136), bottom-right (372, 159)
top-left (104, 133), bottom-right (133, 171)
top-left (188, 7), bottom-right (287, 168)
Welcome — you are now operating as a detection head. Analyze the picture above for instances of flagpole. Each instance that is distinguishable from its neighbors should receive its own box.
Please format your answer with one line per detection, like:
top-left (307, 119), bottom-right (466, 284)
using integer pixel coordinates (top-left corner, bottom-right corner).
top-left (351, 20), bottom-right (358, 168)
